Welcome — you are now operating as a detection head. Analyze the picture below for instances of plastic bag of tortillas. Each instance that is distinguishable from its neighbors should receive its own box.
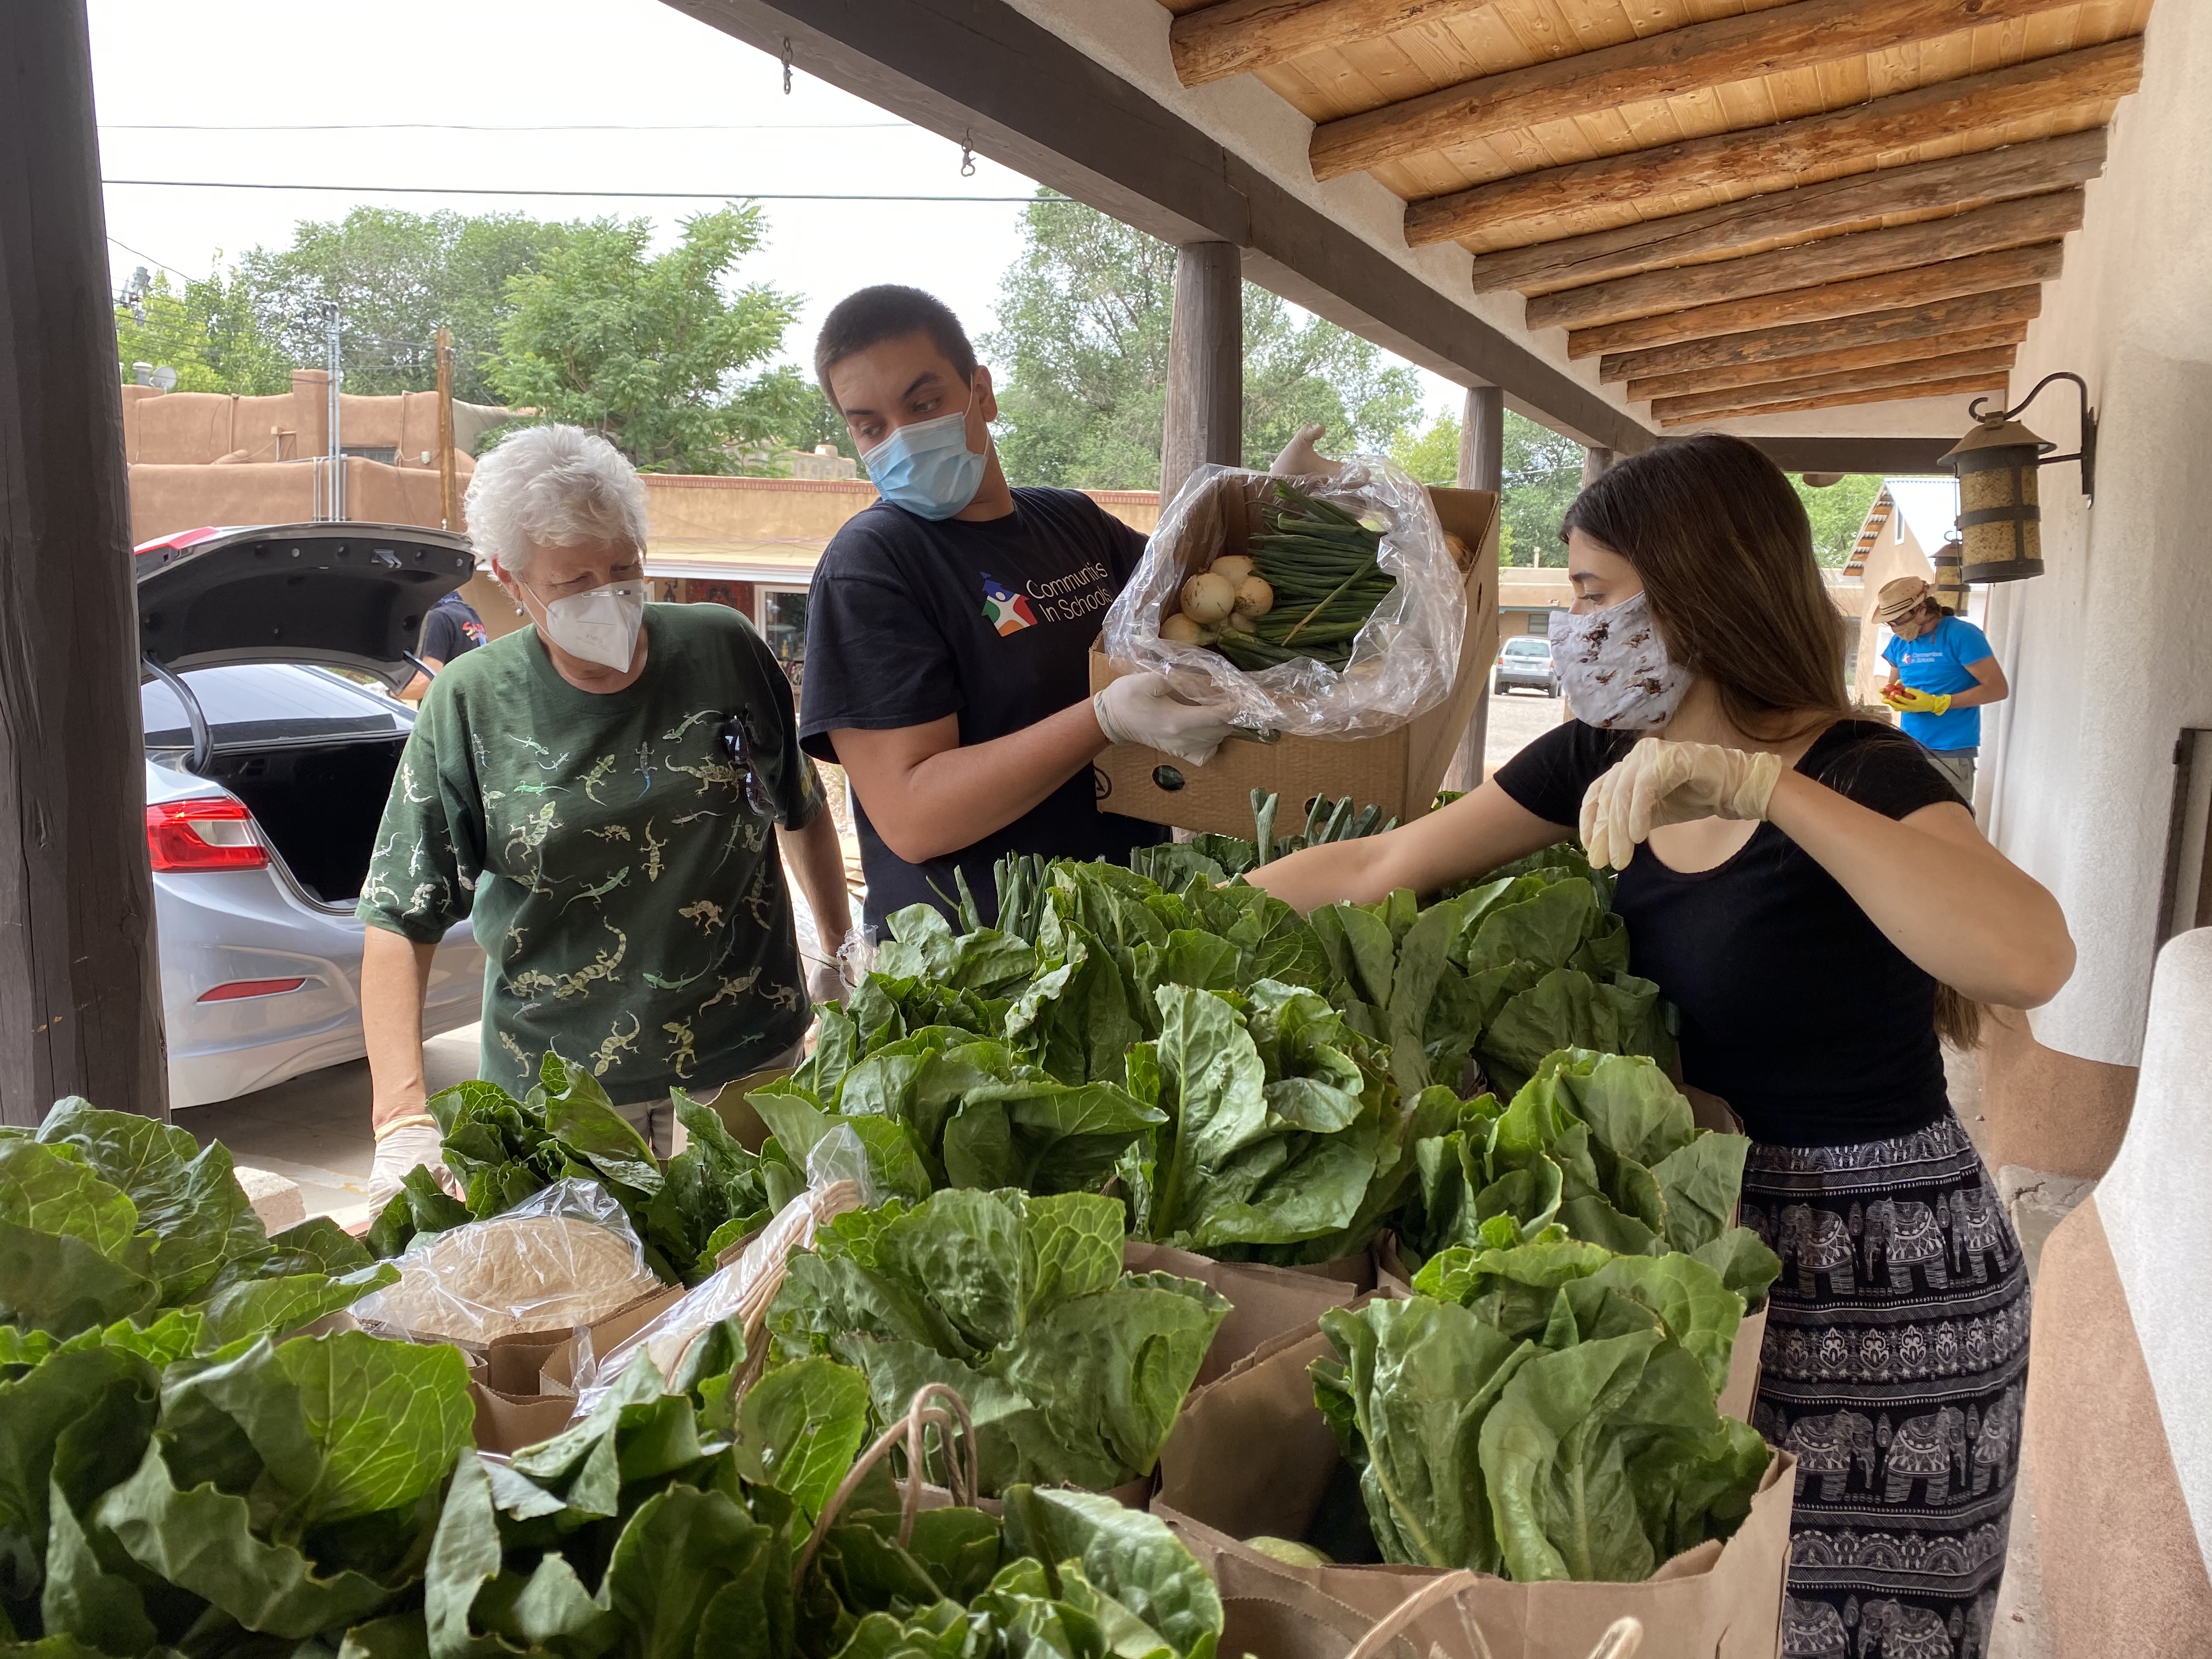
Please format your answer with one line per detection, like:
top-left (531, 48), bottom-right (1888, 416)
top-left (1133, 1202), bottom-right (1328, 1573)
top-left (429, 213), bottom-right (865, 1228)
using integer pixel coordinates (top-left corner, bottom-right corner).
top-left (353, 1178), bottom-right (663, 1348)
top-left (570, 1126), bottom-right (870, 1414)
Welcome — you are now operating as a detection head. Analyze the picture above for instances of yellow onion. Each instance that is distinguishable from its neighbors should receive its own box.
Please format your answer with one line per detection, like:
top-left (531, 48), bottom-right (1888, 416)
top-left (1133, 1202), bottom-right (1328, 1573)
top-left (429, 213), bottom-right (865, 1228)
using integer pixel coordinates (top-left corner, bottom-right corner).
top-left (1160, 612), bottom-right (1208, 645)
top-left (1180, 571), bottom-right (1238, 624)
top-left (1209, 554), bottom-right (1255, 585)
top-left (1233, 575), bottom-right (1274, 617)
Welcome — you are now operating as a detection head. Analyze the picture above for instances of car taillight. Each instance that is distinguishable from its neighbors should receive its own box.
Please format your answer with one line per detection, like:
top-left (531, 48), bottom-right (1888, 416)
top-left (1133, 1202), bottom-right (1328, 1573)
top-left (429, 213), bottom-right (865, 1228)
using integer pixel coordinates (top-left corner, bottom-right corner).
top-left (198, 977), bottom-right (307, 1002)
top-left (146, 798), bottom-right (269, 872)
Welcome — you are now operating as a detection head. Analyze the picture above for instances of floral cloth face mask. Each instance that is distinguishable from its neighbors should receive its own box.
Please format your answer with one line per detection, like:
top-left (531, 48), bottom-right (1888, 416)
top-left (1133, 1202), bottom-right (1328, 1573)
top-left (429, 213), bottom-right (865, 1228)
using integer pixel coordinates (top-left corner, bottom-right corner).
top-left (1547, 590), bottom-right (1692, 730)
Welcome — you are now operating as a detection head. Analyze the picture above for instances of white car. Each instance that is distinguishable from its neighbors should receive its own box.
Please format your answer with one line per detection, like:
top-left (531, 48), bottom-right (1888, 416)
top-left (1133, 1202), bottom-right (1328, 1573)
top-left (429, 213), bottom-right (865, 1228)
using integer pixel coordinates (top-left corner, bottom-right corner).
top-left (137, 522), bottom-right (487, 1108)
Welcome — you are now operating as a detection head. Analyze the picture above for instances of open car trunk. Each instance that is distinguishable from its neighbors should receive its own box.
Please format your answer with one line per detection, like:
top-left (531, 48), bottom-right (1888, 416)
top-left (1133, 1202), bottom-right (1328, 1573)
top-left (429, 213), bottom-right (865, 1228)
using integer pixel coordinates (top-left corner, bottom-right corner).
top-left (199, 737), bottom-right (408, 907)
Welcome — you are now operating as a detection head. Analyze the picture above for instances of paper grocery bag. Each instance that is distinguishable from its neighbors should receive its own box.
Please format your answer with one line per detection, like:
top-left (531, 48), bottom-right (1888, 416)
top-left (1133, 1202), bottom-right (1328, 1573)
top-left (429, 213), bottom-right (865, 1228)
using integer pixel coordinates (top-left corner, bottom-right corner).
top-left (1154, 1315), bottom-right (1797, 1659)
top-left (1211, 1551), bottom-right (1423, 1659)
top-left (1125, 1242), bottom-right (1369, 1386)
top-left (1718, 1303), bottom-right (1767, 1424)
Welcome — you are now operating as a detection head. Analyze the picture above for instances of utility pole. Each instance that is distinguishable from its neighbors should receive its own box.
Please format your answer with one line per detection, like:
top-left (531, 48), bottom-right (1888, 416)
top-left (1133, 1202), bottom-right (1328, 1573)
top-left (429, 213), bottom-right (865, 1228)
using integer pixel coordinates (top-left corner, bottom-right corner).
top-left (435, 326), bottom-right (458, 531)
top-left (320, 301), bottom-right (344, 521)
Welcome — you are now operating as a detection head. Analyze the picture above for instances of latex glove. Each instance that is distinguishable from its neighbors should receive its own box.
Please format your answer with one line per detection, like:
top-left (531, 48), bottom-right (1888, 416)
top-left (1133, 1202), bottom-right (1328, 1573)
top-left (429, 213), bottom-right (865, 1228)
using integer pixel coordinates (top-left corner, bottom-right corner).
top-left (805, 955), bottom-right (848, 1008)
top-left (835, 924), bottom-right (877, 989)
top-left (367, 1119), bottom-right (459, 1206)
top-left (1884, 685), bottom-right (1952, 715)
top-left (1269, 422), bottom-right (1347, 481)
top-left (1579, 737), bottom-right (1784, 871)
top-left (1094, 672), bottom-right (1242, 766)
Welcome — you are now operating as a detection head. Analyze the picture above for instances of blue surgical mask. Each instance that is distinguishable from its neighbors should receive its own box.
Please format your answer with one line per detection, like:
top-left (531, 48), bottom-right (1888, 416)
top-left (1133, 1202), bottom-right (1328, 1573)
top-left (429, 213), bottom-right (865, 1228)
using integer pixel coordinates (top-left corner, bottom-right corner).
top-left (862, 408), bottom-right (987, 520)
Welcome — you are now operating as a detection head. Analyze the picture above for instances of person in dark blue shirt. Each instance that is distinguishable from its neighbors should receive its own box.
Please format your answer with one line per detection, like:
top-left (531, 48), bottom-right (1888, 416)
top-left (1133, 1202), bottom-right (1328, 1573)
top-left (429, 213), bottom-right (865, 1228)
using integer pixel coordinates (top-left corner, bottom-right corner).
top-left (400, 588), bottom-right (488, 703)
top-left (1876, 577), bottom-right (2008, 805)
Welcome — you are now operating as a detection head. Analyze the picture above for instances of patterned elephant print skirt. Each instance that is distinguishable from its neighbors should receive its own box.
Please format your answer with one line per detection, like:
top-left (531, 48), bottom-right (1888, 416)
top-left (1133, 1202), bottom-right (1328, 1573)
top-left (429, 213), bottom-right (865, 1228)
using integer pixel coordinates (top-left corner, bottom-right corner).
top-left (1742, 1109), bottom-right (2027, 1659)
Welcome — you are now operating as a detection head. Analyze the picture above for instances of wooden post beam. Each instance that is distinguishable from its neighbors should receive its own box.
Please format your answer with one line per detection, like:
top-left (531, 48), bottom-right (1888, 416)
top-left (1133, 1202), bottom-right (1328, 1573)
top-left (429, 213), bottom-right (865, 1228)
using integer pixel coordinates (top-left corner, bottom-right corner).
top-left (1313, 0), bottom-right (2094, 181)
top-left (1648, 344), bottom-right (2017, 421)
top-left (1403, 37), bottom-right (2142, 247)
top-left (1596, 285), bottom-right (2044, 383)
top-left (1171, 0), bottom-right (1487, 89)
top-left (0, 3), bottom-right (169, 1122)
top-left (1469, 130), bottom-right (2106, 295)
top-left (1624, 319), bottom-right (2029, 402)
top-left (660, 0), bottom-right (1652, 454)
top-left (1566, 242), bottom-right (2064, 358)
top-left (1658, 370), bottom-right (2010, 426)
top-left (1441, 383), bottom-right (1502, 795)
top-left (1524, 189), bottom-right (2083, 332)
top-left (1160, 242), bottom-right (1244, 500)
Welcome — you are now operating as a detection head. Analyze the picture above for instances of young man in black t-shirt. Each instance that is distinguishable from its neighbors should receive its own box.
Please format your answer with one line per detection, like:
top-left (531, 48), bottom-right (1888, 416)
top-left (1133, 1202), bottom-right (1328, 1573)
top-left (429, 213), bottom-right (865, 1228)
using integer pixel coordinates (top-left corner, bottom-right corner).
top-left (798, 286), bottom-right (1239, 932)
top-left (399, 588), bottom-right (488, 703)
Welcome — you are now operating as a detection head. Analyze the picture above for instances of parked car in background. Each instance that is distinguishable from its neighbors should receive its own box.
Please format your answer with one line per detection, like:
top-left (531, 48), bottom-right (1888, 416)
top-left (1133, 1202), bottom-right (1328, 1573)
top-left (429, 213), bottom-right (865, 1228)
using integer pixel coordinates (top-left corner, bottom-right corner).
top-left (1493, 634), bottom-right (1561, 697)
top-left (137, 523), bottom-right (486, 1108)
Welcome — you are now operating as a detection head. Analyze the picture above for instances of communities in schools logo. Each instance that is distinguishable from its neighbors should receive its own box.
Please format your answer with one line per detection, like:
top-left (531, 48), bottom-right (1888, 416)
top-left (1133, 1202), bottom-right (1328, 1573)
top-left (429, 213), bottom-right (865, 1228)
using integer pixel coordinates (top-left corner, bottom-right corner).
top-left (980, 574), bottom-right (1039, 636)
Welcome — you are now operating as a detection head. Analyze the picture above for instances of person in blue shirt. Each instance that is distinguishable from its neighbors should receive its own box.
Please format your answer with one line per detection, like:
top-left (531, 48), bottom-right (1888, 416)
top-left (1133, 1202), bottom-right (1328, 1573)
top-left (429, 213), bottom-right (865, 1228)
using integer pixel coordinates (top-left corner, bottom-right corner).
top-left (1876, 576), bottom-right (2008, 804)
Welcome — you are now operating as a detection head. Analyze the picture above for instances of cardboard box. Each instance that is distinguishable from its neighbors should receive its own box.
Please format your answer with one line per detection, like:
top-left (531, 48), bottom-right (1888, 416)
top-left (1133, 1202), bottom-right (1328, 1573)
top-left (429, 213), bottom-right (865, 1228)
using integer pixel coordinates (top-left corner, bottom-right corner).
top-left (1091, 484), bottom-right (1500, 838)
top-left (466, 1281), bottom-right (686, 1455)
top-left (1154, 1319), bottom-right (1796, 1659)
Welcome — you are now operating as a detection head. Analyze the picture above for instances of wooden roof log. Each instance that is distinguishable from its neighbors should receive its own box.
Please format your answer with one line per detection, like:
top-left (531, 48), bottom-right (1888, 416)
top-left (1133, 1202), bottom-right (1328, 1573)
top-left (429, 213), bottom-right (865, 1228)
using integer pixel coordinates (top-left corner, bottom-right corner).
top-left (1314, 0), bottom-right (2091, 183)
top-left (1596, 286), bottom-right (2044, 382)
top-left (1403, 36), bottom-right (2143, 247)
top-left (1566, 242), bottom-right (2064, 358)
top-left (1467, 130), bottom-right (2107, 297)
top-left (1170, 0), bottom-right (1486, 88)
top-left (1647, 344), bottom-right (2018, 420)
top-left (1525, 189), bottom-right (2082, 331)
top-left (1657, 369), bottom-right (2011, 425)
top-left (1623, 319), bottom-right (2030, 402)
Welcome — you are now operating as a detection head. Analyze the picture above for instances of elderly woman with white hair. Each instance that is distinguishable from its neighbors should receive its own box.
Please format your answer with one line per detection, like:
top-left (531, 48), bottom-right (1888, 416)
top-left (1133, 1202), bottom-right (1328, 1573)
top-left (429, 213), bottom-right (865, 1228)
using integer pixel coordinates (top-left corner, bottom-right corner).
top-left (360, 424), bottom-right (851, 1196)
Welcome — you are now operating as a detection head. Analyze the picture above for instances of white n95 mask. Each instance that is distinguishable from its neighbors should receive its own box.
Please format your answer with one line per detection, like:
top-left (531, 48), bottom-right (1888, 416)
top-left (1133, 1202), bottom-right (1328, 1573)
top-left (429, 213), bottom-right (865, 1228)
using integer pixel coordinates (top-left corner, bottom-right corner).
top-left (534, 581), bottom-right (645, 670)
top-left (1548, 591), bottom-right (1691, 730)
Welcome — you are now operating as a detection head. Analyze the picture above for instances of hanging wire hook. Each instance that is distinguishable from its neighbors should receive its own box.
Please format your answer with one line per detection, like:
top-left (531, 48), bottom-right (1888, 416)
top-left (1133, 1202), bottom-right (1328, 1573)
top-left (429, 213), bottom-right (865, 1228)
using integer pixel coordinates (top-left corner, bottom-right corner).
top-left (781, 38), bottom-right (794, 94)
top-left (960, 132), bottom-right (977, 178)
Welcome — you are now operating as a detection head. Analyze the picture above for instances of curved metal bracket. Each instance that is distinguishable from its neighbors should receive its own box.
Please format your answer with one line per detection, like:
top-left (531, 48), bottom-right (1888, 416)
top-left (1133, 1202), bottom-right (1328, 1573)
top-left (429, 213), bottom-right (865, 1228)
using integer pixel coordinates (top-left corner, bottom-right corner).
top-left (142, 654), bottom-right (212, 776)
top-left (1970, 370), bottom-right (2097, 503)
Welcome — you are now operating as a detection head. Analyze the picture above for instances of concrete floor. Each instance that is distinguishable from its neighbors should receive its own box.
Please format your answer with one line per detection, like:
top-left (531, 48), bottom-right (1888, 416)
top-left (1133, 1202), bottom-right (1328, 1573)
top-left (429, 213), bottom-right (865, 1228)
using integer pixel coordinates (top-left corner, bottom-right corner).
top-left (1483, 686), bottom-right (1571, 776)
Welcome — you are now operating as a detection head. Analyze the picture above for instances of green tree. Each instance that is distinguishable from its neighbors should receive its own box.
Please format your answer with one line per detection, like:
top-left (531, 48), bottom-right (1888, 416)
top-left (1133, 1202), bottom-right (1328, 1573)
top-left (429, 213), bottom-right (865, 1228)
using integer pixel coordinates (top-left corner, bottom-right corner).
top-left (114, 269), bottom-right (289, 395)
top-left (986, 195), bottom-right (1422, 488)
top-left (1394, 406), bottom-right (1585, 566)
top-left (488, 205), bottom-right (803, 475)
top-left (1795, 473), bottom-right (1884, 566)
top-left (236, 207), bottom-right (582, 402)
top-left (1389, 410), bottom-right (1460, 486)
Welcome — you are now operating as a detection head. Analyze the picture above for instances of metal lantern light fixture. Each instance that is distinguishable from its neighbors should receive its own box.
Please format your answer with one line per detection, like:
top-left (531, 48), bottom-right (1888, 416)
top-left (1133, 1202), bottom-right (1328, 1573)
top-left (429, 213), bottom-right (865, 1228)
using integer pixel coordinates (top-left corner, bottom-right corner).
top-left (1939, 371), bottom-right (2097, 585)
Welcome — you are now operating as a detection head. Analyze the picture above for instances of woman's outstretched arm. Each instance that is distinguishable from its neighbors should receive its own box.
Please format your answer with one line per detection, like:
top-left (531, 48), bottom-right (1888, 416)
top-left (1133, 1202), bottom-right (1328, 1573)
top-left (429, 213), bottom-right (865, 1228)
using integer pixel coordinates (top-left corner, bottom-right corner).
top-left (1245, 777), bottom-right (1565, 911)
top-left (1767, 776), bottom-right (2073, 1008)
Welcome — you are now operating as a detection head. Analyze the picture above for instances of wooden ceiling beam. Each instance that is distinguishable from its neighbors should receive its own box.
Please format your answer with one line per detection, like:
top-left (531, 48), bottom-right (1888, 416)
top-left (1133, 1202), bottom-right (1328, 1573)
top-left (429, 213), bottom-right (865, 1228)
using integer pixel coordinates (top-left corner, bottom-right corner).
top-left (1624, 319), bottom-right (2029, 402)
top-left (1404, 36), bottom-right (2142, 247)
top-left (1317, 0), bottom-right (2092, 182)
top-left (1648, 345), bottom-right (2017, 420)
top-left (1525, 189), bottom-right (2081, 331)
top-left (1657, 370), bottom-right (2010, 425)
top-left (1567, 241), bottom-right (2064, 358)
top-left (1598, 286), bottom-right (2044, 382)
top-left (1170, 0), bottom-right (1487, 88)
top-left (1468, 129), bottom-right (2106, 296)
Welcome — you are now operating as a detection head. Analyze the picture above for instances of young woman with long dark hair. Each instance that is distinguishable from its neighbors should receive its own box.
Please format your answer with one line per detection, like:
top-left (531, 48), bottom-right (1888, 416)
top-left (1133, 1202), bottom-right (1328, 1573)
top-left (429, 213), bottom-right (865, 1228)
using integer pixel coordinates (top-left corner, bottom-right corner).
top-left (1250, 434), bottom-right (2071, 1647)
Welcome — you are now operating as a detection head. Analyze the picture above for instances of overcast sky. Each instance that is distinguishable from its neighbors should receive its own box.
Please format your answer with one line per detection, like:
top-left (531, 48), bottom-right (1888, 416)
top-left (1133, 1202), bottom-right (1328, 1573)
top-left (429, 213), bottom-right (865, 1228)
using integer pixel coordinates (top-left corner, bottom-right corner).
top-left (88, 0), bottom-right (1458, 421)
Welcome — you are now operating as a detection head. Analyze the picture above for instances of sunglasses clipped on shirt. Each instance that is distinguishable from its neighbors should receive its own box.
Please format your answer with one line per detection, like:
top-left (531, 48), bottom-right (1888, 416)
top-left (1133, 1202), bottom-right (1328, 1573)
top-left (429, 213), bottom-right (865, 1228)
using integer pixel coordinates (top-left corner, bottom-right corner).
top-left (717, 714), bottom-right (780, 819)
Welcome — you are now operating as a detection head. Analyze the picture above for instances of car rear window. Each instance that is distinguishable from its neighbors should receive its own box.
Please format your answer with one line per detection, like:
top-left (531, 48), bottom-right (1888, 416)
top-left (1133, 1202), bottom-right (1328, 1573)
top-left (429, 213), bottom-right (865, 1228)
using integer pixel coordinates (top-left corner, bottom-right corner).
top-left (1503, 638), bottom-right (1551, 657)
top-left (142, 664), bottom-right (408, 747)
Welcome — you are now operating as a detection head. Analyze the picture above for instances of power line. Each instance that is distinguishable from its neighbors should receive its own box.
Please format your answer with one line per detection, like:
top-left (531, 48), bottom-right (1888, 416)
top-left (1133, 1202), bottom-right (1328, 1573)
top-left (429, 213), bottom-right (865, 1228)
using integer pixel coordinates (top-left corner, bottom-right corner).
top-left (102, 120), bottom-right (915, 133)
top-left (107, 235), bottom-right (193, 280)
top-left (101, 179), bottom-right (1077, 204)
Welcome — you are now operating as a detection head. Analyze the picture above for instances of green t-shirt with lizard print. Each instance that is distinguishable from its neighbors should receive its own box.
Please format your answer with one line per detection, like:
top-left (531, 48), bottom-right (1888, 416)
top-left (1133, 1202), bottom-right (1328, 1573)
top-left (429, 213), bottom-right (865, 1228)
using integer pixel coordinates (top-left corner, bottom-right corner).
top-left (357, 601), bottom-right (822, 1103)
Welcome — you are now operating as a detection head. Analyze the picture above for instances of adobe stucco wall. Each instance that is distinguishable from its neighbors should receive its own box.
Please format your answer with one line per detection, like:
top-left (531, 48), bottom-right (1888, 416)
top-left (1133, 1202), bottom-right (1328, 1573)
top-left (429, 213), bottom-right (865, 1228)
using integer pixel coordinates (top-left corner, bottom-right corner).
top-left (1980, 0), bottom-right (2212, 1081)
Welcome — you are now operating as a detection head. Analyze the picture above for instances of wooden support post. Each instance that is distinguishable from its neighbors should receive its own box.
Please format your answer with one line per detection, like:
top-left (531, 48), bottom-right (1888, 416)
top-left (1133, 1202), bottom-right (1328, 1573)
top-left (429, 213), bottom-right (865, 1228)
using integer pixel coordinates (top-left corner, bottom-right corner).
top-left (0, 3), bottom-right (168, 1124)
top-left (435, 326), bottom-right (458, 532)
top-left (1160, 242), bottom-right (1243, 501)
top-left (1442, 385), bottom-right (1502, 794)
top-left (1582, 447), bottom-right (1614, 487)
